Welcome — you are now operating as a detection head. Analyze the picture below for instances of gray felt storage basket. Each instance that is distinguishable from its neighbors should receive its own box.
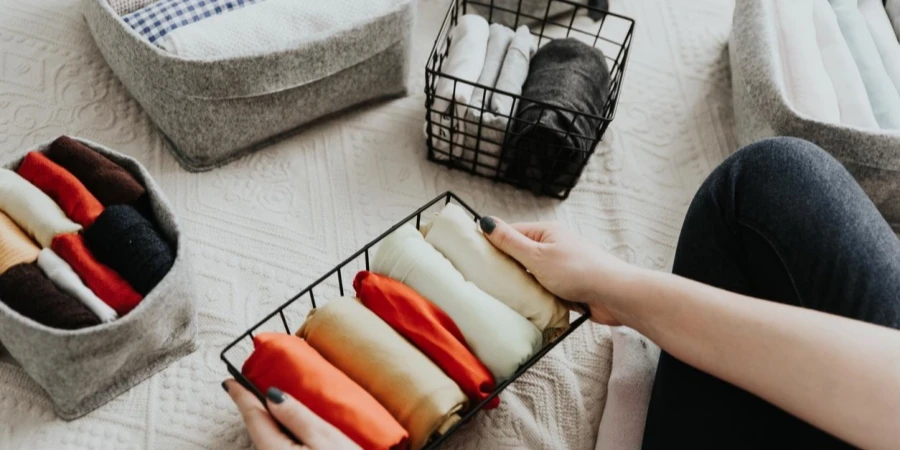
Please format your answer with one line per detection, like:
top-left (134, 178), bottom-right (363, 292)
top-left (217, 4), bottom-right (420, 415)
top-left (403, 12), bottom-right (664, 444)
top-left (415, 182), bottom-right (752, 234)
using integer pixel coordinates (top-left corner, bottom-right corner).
top-left (0, 137), bottom-right (197, 420)
top-left (731, 0), bottom-right (900, 232)
top-left (81, 0), bottom-right (415, 172)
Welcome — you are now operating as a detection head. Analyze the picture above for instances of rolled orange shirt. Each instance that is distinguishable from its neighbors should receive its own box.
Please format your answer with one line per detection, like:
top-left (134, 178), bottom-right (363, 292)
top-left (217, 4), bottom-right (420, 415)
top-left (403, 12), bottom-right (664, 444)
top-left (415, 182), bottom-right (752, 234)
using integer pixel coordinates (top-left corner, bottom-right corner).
top-left (50, 233), bottom-right (142, 316)
top-left (354, 271), bottom-right (498, 409)
top-left (242, 333), bottom-right (409, 450)
top-left (17, 151), bottom-right (104, 228)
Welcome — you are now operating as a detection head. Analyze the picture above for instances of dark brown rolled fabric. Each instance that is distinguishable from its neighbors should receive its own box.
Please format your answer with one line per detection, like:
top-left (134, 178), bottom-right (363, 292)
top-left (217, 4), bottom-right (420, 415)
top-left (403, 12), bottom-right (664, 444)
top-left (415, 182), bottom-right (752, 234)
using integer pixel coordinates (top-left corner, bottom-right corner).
top-left (43, 136), bottom-right (146, 207)
top-left (0, 263), bottom-right (101, 330)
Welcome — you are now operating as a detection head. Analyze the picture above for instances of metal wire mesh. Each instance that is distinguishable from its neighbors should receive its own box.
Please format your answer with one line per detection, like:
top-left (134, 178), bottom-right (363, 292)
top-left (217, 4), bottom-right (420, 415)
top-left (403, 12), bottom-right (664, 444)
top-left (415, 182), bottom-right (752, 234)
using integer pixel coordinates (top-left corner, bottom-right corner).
top-left (425, 0), bottom-right (635, 198)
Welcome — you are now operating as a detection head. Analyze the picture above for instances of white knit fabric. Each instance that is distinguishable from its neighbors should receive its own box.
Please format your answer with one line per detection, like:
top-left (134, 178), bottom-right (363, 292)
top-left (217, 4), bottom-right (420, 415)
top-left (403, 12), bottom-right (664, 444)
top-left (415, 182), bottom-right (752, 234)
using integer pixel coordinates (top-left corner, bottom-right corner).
top-left (0, 169), bottom-right (81, 248)
top-left (594, 327), bottom-right (660, 450)
top-left (106, 0), bottom-right (155, 15)
top-left (774, 0), bottom-right (841, 123)
top-left (372, 224), bottom-right (542, 381)
top-left (423, 203), bottom-right (569, 336)
top-left (830, 0), bottom-right (900, 129)
top-left (813, 0), bottom-right (879, 128)
top-left (158, 0), bottom-right (406, 59)
top-left (36, 248), bottom-right (119, 323)
top-left (859, 0), bottom-right (900, 96)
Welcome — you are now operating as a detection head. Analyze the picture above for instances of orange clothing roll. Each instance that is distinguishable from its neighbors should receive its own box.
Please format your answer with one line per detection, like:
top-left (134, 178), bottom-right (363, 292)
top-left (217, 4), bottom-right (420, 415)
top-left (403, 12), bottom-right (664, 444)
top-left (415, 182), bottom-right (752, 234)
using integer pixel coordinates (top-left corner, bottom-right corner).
top-left (241, 333), bottom-right (409, 450)
top-left (354, 271), bottom-right (498, 409)
top-left (17, 151), bottom-right (104, 228)
top-left (50, 233), bottom-right (142, 316)
top-left (0, 212), bottom-right (40, 275)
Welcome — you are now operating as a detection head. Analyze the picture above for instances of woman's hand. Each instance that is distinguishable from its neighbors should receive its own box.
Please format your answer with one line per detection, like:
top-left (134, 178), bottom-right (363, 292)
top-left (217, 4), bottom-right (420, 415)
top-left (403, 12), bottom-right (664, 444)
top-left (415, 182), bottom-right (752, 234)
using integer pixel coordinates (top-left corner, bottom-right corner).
top-left (478, 216), bottom-right (640, 325)
top-left (223, 379), bottom-right (360, 450)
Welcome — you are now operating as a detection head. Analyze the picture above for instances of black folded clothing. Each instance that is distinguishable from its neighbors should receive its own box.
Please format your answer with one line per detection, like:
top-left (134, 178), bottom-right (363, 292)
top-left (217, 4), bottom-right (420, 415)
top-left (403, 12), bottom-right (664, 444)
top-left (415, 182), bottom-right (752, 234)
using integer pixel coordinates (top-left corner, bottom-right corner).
top-left (0, 263), bottom-right (101, 329)
top-left (84, 205), bottom-right (175, 296)
top-left (506, 38), bottom-right (611, 195)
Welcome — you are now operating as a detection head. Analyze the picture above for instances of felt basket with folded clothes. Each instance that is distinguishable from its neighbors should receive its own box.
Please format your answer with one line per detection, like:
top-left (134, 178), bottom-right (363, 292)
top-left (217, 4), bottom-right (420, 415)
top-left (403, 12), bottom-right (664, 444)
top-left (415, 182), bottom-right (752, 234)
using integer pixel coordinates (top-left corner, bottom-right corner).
top-left (731, 0), bottom-right (900, 232)
top-left (83, 0), bottom-right (415, 172)
top-left (221, 192), bottom-right (590, 450)
top-left (424, 0), bottom-right (635, 198)
top-left (0, 136), bottom-right (196, 420)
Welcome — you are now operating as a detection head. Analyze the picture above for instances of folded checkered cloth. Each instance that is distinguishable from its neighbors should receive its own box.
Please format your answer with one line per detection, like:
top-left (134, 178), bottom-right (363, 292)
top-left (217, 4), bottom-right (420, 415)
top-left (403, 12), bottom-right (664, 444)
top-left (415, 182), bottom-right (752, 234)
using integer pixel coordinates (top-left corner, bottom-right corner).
top-left (107, 0), bottom-right (157, 15)
top-left (122, 0), bottom-right (260, 45)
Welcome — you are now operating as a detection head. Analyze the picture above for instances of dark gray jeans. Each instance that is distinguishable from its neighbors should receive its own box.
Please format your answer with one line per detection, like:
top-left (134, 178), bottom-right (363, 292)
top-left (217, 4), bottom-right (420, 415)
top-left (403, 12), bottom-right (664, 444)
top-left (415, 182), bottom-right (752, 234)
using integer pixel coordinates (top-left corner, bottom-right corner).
top-left (642, 137), bottom-right (900, 449)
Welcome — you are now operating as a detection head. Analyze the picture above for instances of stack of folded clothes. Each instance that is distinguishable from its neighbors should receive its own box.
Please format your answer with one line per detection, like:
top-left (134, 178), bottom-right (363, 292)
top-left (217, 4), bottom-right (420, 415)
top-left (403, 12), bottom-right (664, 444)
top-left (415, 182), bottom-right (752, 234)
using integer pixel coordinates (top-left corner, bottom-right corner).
top-left (242, 203), bottom-right (572, 450)
top-left (425, 14), bottom-right (612, 195)
top-left (0, 136), bottom-right (175, 329)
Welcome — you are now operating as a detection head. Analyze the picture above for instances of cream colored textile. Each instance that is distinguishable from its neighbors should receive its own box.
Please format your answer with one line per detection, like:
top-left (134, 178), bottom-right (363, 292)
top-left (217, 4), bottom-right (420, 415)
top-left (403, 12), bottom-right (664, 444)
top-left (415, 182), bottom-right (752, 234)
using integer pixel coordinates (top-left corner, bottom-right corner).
top-left (0, 169), bottom-right (81, 248)
top-left (372, 224), bottom-right (542, 381)
top-left (298, 296), bottom-right (467, 450)
top-left (423, 203), bottom-right (569, 339)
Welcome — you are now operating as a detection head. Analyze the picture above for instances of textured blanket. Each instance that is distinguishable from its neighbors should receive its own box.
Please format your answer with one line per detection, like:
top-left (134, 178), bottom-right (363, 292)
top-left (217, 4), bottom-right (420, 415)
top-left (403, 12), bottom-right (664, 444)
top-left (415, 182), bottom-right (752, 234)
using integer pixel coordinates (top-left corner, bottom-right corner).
top-left (0, 0), bottom-right (736, 448)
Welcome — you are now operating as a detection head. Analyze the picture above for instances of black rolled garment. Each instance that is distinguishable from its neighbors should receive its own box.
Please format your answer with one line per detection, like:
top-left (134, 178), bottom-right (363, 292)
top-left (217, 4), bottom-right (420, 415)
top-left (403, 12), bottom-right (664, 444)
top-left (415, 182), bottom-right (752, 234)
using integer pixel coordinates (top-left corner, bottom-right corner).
top-left (84, 205), bottom-right (174, 296)
top-left (506, 38), bottom-right (610, 195)
top-left (0, 263), bottom-right (101, 329)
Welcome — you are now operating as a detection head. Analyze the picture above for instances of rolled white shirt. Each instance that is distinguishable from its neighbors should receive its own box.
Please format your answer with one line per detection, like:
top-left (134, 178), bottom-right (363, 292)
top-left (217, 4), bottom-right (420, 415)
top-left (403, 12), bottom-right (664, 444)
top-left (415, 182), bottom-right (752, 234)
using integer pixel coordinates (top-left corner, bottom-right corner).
top-left (37, 248), bottom-right (118, 323)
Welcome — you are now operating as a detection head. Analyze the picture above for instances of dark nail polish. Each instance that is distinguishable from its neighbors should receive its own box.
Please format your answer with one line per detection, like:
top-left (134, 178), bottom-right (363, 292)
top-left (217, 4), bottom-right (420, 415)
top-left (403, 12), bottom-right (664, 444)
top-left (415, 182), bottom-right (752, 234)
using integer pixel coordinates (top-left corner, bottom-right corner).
top-left (479, 216), bottom-right (496, 234)
top-left (267, 387), bottom-right (286, 404)
top-left (221, 381), bottom-right (229, 393)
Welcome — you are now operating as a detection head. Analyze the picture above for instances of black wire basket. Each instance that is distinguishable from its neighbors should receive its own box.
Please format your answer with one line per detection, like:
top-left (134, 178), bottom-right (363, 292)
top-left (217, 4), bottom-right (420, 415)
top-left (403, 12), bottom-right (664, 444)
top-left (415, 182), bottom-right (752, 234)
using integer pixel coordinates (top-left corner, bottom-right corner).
top-left (424, 0), bottom-right (635, 199)
top-left (221, 191), bottom-right (590, 449)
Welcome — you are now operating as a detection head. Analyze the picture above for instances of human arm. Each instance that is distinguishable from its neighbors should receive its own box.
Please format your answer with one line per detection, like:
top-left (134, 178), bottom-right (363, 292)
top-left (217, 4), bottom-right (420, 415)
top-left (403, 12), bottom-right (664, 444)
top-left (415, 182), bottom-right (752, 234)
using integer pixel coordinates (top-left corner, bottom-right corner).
top-left (479, 217), bottom-right (900, 450)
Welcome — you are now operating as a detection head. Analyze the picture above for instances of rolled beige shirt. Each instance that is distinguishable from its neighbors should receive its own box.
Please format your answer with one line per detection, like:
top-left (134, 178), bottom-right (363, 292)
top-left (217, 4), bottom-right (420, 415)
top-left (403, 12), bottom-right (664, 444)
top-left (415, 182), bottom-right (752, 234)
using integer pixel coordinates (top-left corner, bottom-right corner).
top-left (298, 296), bottom-right (467, 450)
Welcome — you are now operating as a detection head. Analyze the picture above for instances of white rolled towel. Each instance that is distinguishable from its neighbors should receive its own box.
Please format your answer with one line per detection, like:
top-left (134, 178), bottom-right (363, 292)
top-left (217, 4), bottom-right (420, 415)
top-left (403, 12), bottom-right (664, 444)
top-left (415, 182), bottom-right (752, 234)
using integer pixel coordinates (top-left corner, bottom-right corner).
top-left (423, 203), bottom-right (569, 339)
top-left (859, 0), bottom-right (900, 96)
top-left (813, 0), bottom-right (878, 128)
top-left (372, 224), bottom-right (542, 381)
top-left (830, 0), bottom-right (900, 129)
top-left (429, 14), bottom-right (490, 161)
top-left (0, 169), bottom-right (81, 248)
top-left (462, 25), bottom-right (535, 172)
top-left (37, 249), bottom-right (118, 323)
top-left (774, 0), bottom-right (841, 124)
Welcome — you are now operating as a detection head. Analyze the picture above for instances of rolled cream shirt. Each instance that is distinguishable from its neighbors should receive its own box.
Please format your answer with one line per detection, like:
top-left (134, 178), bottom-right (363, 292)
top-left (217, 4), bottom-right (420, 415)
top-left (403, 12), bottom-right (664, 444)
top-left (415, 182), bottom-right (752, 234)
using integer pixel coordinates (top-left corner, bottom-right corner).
top-left (423, 203), bottom-right (570, 338)
top-left (298, 297), bottom-right (467, 450)
top-left (37, 249), bottom-right (119, 323)
top-left (0, 169), bottom-right (82, 248)
top-left (372, 224), bottom-right (542, 381)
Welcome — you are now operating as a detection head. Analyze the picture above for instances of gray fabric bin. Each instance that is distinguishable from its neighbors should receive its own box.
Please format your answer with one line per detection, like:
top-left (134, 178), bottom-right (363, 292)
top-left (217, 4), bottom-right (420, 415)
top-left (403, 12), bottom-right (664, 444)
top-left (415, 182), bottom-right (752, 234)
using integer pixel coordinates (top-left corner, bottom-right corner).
top-left (730, 0), bottom-right (900, 233)
top-left (0, 137), bottom-right (197, 420)
top-left (81, 0), bottom-right (415, 172)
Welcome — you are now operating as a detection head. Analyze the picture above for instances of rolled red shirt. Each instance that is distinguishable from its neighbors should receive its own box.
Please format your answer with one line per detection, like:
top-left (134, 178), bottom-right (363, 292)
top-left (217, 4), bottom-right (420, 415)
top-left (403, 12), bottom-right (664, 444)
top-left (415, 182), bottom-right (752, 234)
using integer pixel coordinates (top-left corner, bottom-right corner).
top-left (17, 151), bottom-right (104, 228)
top-left (354, 270), bottom-right (499, 409)
top-left (242, 333), bottom-right (409, 450)
top-left (51, 233), bottom-right (142, 316)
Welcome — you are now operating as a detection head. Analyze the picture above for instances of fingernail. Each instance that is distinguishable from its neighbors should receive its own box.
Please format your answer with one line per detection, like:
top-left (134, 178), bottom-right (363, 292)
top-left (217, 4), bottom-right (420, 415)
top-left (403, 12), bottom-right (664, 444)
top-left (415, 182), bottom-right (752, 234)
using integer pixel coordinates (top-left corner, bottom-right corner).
top-left (267, 387), bottom-right (285, 404)
top-left (479, 216), bottom-right (496, 234)
top-left (221, 381), bottom-right (229, 393)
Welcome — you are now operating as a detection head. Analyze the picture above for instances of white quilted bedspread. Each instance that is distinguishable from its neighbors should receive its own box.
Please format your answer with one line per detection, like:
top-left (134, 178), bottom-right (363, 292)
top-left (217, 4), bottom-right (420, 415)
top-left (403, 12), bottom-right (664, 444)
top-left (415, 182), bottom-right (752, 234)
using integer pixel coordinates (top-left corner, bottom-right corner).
top-left (0, 0), bottom-right (736, 448)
